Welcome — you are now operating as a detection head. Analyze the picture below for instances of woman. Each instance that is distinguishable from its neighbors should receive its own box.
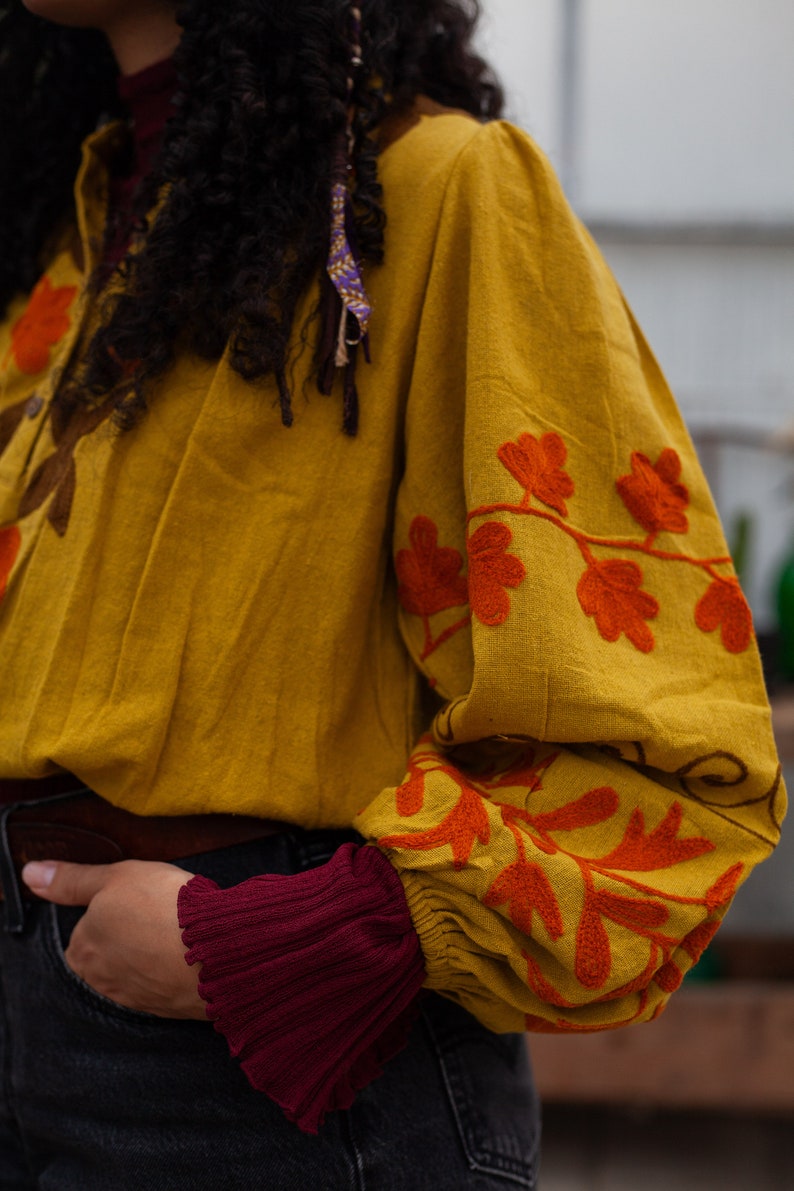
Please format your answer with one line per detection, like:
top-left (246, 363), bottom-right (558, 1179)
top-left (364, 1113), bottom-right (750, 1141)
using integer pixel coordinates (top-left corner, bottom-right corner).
top-left (0, 0), bottom-right (784, 1186)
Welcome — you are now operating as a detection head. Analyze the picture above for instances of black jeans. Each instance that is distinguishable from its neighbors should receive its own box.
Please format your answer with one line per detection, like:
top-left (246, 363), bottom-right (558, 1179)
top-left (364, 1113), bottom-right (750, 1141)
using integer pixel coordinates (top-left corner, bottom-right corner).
top-left (0, 829), bottom-right (540, 1189)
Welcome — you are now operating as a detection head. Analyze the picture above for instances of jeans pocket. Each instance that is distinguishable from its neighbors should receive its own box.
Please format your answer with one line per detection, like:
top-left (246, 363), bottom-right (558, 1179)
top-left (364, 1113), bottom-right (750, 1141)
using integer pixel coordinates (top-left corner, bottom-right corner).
top-left (40, 903), bottom-right (167, 1026)
top-left (422, 996), bottom-right (541, 1189)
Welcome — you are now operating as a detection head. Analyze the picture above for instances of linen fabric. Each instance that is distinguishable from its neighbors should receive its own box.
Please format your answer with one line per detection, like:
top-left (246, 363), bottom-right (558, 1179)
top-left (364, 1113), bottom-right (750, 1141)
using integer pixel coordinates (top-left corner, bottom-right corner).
top-left (0, 106), bottom-right (784, 1046)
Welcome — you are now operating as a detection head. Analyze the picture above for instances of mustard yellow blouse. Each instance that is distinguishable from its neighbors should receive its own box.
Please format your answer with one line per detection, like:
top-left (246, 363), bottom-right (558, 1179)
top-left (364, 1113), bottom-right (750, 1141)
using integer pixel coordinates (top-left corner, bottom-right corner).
top-left (0, 110), bottom-right (784, 1033)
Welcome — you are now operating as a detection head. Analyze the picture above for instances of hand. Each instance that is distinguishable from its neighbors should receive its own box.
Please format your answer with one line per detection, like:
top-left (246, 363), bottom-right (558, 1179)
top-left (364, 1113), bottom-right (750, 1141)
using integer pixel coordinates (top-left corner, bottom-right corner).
top-left (22, 859), bottom-right (206, 1019)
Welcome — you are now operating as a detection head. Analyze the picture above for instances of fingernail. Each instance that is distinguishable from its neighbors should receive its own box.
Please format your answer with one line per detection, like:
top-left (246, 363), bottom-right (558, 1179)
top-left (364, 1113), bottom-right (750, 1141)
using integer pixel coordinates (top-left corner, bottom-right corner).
top-left (22, 861), bottom-right (57, 890)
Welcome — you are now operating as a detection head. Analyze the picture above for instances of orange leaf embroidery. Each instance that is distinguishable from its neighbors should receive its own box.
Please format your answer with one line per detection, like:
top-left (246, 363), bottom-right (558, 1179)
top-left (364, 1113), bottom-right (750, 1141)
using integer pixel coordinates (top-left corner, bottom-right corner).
top-left (695, 578), bottom-right (753, 654)
top-left (577, 559), bottom-right (659, 653)
top-left (576, 885), bottom-right (669, 990)
top-left (498, 432), bottom-right (574, 515)
top-left (395, 767), bottom-right (426, 817)
top-left (484, 859), bottom-right (564, 939)
top-left (9, 277), bottom-right (78, 375)
top-left (528, 787), bottom-right (619, 835)
top-left (704, 863), bottom-right (743, 912)
top-left (680, 918), bottom-right (720, 964)
top-left (467, 521), bottom-right (526, 626)
top-left (595, 803), bottom-right (714, 872)
top-left (0, 525), bottom-right (21, 602)
top-left (379, 784), bottom-right (490, 870)
top-left (395, 515), bottom-right (468, 618)
top-left (616, 449), bottom-right (689, 535)
top-left (575, 892), bottom-right (613, 989)
top-left (653, 959), bottom-right (684, 993)
top-left (596, 889), bottom-right (670, 932)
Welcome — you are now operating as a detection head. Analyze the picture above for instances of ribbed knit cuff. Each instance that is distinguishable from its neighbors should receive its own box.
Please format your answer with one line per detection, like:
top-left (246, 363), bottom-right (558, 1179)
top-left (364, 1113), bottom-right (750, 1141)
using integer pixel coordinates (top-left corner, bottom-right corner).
top-left (177, 842), bottom-right (426, 1134)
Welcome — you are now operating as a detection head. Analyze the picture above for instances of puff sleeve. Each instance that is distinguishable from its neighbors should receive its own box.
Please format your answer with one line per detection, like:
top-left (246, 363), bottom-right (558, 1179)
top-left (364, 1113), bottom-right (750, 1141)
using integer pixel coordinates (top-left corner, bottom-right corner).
top-left (355, 121), bottom-right (784, 1034)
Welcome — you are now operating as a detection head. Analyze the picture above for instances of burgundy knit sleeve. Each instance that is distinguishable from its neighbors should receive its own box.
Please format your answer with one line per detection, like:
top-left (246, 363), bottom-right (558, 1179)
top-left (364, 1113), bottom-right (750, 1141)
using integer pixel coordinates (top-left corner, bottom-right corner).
top-left (176, 842), bottom-right (426, 1134)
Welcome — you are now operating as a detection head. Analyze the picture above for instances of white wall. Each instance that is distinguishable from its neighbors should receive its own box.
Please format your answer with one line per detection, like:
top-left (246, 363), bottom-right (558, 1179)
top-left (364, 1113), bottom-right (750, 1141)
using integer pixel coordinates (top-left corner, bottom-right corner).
top-left (478, 0), bottom-right (794, 219)
top-left (478, 0), bottom-right (794, 632)
top-left (577, 0), bottom-right (794, 221)
top-left (477, 0), bottom-right (561, 158)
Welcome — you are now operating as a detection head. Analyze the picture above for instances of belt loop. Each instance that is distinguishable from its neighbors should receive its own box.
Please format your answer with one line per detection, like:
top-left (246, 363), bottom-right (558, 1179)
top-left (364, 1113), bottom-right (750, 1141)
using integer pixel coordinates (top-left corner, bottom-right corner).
top-left (0, 804), bottom-right (27, 934)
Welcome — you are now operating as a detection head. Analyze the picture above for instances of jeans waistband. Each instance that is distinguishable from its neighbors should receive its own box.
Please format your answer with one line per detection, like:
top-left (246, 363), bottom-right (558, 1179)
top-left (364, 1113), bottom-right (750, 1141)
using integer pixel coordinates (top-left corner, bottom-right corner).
top-left (0, 787), bottom-right (353, 935)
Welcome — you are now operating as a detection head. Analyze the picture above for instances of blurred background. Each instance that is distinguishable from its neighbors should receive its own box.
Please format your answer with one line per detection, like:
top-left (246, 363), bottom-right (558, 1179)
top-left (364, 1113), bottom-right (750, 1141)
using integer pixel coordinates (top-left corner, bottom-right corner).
top-left (475, 2), bottom-right (794, 1186)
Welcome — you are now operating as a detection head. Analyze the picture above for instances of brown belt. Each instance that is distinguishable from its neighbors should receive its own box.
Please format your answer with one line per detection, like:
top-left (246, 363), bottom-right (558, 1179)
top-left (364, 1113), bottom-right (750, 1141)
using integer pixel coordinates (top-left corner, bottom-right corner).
top-left (0, 774), bottom-right (286, 931)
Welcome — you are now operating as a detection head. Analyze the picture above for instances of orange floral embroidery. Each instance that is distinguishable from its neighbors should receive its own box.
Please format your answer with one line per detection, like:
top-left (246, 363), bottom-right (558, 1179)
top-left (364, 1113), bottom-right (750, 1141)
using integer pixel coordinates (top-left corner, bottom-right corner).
top-left (497, 432), bottom-right (574, 515)
top-left (395, 515), bottom-right (468, 617)
top-left (679, 918), bottom-right (720, 963)
top-left (396, 516), bottom-right (470, 660)
top-left (8, 277), bottom-right (78, 375)
top-left (467, 521), bottom-right (525, 626)
top-left (575, 880), bottom-right (670, 990)
top-left (524, 786), bottom-right (619, 834)
top-left (595, 803), bottom-right (713, 872)
top-left (484, 858), bottom-right (563, 939)
top-left (395, 515), bottom-right (527, 658)
top-left (0, 525), bottom-right (21, 602)
top-left (378, 743), bottom-right (739, 1016)
top-left (653, 959), bottom-right (685, 993)
top-left (490, 435), bottom-right (744, 653)
top-left (379, 781), bottom-right (490, 870)
top-left (399, 435), bottom-right (746, 658)
top-left (695, 578), bottom-right (753, 654)
top-left (395, 763), bottom-right (427, 817)
top-left (616, 449), bottom-right (689, 536)
top-left (704, 863), bottom-right (743, 912)
top-left (491, 766), bottom-right (712, 995)
top-left (577, 560), bottom-right (659, 653)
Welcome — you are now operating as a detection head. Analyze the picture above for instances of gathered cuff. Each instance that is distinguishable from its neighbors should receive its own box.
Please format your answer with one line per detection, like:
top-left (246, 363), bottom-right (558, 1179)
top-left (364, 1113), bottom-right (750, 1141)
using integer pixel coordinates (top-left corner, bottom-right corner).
top-left (177, 842), bottom-right (426, 1134)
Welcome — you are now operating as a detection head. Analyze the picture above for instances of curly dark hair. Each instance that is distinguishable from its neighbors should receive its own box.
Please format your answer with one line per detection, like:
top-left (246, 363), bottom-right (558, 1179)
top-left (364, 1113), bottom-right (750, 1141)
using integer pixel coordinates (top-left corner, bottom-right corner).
top-left (0, 0), bottom-right (502, 432)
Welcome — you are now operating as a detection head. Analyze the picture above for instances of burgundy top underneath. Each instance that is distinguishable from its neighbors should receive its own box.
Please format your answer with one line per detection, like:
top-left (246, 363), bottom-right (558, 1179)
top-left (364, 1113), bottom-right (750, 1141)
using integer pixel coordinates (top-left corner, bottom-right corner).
top-left (102, 56), bottom-right (178, 274)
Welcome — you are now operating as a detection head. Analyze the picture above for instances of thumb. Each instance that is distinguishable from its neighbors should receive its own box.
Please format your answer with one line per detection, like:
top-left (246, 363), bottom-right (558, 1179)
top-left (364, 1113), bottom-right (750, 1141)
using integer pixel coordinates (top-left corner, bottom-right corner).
top-left (21, 859), bottom-right (112, 905)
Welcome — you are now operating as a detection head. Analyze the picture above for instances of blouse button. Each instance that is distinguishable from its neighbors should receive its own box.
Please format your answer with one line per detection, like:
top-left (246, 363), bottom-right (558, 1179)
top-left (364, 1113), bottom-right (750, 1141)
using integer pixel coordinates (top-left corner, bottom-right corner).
top-left (25, 394), bottom-right (44, 418)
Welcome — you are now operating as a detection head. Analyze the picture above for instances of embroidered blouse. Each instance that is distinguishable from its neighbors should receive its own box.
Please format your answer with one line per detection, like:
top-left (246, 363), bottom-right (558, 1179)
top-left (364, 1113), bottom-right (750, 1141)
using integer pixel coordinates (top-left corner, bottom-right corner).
top-left (0, 93), bottom-right (784, 1129)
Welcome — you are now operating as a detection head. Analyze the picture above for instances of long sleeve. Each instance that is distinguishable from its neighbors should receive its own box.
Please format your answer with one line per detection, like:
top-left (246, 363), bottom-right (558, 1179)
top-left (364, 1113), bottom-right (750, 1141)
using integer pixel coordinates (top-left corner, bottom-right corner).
top-left (178, 842), bottom-right (425, 1134)
top-left (355, 120), bottom-right (784, 1034)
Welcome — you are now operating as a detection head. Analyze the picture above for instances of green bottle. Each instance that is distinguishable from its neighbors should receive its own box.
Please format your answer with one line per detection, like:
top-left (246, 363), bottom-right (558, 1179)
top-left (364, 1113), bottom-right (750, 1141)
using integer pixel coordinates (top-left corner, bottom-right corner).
top-left (776, 542), bottom-right (794, 681)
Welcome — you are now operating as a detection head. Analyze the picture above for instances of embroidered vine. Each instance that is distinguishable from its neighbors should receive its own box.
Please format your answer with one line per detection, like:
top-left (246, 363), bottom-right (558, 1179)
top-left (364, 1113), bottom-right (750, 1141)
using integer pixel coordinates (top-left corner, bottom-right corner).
top-left (395, 517), bottom-right (470, 660)
top-left (14, 396), bottom-right (117, 538)
top-left (378, 740), bottom-right (740, 1023)
top-left (0, 272), bottom-right (106, 538)
top-left (396, 432), bottom-right (751, 657)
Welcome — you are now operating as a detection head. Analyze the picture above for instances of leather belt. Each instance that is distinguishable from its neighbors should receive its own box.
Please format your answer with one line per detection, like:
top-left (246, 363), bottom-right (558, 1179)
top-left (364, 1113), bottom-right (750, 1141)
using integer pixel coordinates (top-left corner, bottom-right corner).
top-left (0, 775), bottom-right (286, 932)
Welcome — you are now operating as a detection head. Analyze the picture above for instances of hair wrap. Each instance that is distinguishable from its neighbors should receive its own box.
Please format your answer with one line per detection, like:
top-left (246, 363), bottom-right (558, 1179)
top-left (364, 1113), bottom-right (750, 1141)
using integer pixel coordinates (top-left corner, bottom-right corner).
top-left (319, 4), bottom-right (372, 435)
